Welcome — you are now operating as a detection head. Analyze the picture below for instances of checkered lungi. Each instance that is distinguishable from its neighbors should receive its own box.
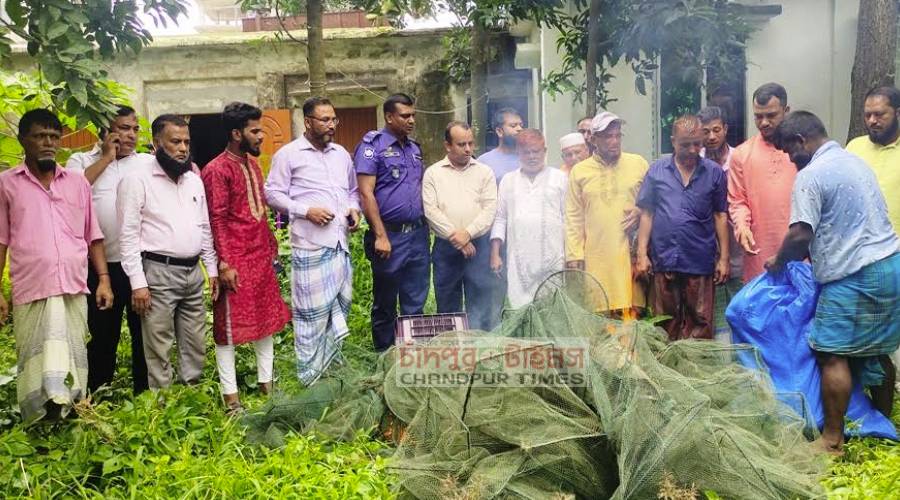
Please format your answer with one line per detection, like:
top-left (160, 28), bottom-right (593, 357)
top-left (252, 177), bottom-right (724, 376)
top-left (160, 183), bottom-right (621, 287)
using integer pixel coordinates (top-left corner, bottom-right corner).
top-left (809, 252), bottom-right (900, 387)
top-left (291, 246), bottom-right (352, 385)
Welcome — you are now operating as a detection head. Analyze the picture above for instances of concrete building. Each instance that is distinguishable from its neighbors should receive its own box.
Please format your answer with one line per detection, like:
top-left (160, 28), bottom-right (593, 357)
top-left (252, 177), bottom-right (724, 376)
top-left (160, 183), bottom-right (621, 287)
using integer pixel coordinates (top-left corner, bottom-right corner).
top-left (521, 0), bottom-right (875, 163)
top-left (100, 27), bottom-right (461, 168)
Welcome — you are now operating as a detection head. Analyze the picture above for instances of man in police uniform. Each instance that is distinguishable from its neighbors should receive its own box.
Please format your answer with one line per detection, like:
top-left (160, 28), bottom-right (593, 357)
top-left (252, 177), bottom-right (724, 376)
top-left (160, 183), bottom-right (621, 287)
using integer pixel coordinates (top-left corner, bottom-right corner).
top-left (355, 93), bottom-right (430, 351)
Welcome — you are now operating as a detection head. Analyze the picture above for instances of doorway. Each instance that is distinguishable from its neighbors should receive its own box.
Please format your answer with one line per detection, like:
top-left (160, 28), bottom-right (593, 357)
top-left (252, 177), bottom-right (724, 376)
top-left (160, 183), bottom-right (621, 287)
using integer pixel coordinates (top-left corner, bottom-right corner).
top-left (187, 114), bottom-right (227, 169)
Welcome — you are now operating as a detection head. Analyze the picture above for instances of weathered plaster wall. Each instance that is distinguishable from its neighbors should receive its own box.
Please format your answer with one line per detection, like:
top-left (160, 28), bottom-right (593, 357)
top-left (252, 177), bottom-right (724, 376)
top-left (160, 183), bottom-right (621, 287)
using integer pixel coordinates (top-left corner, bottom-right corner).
top-left (97, 28), bottom-right (459, 164)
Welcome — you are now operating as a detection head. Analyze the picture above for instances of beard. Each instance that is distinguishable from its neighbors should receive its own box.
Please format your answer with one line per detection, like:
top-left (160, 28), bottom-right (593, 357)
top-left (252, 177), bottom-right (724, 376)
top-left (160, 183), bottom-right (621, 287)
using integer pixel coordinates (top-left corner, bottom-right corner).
top-left (868, 117), bottom-right (899, 145)
top-left (790, 152), bottom-right (813, 169)
top-left (239, 136), bottom-right (261, 157)
top-left (156, 148), bottom-right (193, 180)
top-left (501, 134), bottom-right (517, 149)
top-left (36, 158), bottom-right (56, 172)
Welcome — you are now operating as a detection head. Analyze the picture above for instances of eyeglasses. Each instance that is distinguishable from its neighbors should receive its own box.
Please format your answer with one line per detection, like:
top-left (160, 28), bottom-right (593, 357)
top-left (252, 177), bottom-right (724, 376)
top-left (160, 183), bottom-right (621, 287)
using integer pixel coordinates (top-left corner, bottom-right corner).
top-left (309, 116), bottom-right (340, 125)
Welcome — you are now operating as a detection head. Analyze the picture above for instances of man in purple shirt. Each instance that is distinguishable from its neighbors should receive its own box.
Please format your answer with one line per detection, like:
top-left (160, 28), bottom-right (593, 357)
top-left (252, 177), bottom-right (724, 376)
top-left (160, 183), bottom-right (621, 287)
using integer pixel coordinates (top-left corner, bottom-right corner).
top-left (266, 96), bottom-right (359, 384)
top-left (635, 115), bottom-right (730, 340)
top-left (354, 93), bottom-right (430, 351)
top-left (0, 109), bottom-right (113, 423)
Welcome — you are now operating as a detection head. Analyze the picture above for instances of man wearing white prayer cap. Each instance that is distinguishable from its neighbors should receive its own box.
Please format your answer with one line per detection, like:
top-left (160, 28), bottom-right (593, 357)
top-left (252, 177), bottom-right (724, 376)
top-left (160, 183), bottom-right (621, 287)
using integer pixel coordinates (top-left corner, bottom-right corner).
top-left (558, 132), bottom-right (589, 174)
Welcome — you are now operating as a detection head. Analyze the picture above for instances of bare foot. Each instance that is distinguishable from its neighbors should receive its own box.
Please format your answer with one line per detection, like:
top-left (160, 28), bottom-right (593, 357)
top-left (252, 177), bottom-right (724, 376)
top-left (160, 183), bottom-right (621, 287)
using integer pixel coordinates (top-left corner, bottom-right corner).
top-left (814, 437), bottom-right (845, 457)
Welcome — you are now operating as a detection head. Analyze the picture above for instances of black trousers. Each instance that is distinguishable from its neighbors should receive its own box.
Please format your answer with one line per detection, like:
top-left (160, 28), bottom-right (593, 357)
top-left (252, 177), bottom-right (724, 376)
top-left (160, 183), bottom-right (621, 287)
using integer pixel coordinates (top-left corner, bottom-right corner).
top-left (86, 263), bottom-right (148, 394)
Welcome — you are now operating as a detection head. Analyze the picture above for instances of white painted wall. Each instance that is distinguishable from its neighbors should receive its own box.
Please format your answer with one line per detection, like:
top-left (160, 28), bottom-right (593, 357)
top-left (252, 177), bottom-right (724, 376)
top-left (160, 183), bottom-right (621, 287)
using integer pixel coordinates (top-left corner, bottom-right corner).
top-left (537, 13), bottom-right (669, 163)
top-left (744, 0), bottom-right (859, 144)
top-left (535, 0), bottom-right (862, 163)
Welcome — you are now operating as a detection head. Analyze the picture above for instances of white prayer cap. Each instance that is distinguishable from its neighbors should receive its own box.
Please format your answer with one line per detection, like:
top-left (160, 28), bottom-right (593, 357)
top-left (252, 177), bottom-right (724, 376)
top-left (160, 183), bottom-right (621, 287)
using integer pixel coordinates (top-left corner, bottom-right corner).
top-left (591, 110), bottom-right (625, 133)
top-left (559, 132), bottom-right (585, 150)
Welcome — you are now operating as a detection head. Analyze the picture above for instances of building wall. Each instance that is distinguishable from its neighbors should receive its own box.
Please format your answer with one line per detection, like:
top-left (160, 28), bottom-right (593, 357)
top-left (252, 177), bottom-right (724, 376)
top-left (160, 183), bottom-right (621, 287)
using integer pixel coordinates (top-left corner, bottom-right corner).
top-left (536, 0), bottom-right (862, 163)
top-left (744, 0), bottom-right (859, 144)
top-left (97, 29), bottom-right (460, 165)
top-left (537, 20), bottom-right (657, 164)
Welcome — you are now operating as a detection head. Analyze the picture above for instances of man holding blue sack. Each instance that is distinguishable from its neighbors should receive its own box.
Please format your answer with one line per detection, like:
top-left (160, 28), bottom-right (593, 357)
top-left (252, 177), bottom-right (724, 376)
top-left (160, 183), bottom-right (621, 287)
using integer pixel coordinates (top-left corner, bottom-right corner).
top-left (767, 111), bottom-right (900, 454)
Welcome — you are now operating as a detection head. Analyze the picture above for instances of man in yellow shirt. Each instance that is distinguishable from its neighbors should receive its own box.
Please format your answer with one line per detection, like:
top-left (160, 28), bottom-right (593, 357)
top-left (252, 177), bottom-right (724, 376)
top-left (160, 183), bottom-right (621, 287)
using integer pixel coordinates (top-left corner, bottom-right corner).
top-left (846, 86), bottom-right (900, 234)
top-left (565, 111), bottom-right (649, 313)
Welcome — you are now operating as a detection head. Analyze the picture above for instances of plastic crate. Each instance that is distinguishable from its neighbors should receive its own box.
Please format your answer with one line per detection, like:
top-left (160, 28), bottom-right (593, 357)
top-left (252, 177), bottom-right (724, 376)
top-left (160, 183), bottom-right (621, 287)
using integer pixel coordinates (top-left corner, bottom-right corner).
top-left (394, 313), bottom-right (469, 345)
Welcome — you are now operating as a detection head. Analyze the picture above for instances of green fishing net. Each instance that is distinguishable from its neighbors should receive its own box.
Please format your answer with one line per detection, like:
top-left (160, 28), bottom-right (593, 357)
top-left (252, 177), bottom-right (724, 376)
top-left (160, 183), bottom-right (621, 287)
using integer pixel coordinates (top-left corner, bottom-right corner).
top-left (242, 290), bottom-right (825, 499)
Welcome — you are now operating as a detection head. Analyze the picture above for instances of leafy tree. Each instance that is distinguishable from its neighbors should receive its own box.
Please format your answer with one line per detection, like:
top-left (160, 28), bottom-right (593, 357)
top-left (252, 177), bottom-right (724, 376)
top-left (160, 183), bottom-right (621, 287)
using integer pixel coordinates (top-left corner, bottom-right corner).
top-left (239, 0), bottom-right (364, 98)
top-left (0, 0), bottom-right (188, 128)
top-left (543, 0), bottom-right (755, 117)
top-left (358, 0), bottom-right (566, 148)
top-left (0, 69), bottom-right (141, 168)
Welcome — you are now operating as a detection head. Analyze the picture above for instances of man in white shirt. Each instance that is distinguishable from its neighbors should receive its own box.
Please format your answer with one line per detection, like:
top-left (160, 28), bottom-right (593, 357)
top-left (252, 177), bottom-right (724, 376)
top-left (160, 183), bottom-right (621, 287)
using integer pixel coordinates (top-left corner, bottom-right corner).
top-left (117, 114), bottom-right (219, 389)
top-left (67, 105), bottom-right (152, 394)
top-left (490, 129), bottom-right (567, 308)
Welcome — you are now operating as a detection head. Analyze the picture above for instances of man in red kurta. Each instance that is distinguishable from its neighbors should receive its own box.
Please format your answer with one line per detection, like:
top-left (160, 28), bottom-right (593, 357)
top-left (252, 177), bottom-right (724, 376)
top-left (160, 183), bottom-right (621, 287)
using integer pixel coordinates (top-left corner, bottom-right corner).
top-left (202, 102), bottom-right (290, 413)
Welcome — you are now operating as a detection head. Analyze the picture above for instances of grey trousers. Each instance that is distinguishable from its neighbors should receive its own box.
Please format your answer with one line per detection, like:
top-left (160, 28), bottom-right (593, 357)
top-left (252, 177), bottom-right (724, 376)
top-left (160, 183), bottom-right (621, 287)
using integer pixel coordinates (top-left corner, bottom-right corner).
top-left (141, 258), bottom-right (207, 389)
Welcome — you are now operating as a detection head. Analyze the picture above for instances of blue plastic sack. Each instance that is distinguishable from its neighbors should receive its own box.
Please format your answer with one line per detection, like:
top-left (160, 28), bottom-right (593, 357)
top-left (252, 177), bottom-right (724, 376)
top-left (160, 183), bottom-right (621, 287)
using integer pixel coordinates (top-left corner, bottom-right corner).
top-left (726, 262), bottom-right (897, 440)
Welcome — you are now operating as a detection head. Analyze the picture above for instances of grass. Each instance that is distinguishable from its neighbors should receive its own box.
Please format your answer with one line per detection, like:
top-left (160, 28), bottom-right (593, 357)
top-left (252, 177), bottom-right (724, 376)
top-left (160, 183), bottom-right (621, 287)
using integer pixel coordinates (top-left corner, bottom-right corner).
top-left (0, 230), bottom-right (898, 498)
top-left (0, 228), bottom-right (396, 498)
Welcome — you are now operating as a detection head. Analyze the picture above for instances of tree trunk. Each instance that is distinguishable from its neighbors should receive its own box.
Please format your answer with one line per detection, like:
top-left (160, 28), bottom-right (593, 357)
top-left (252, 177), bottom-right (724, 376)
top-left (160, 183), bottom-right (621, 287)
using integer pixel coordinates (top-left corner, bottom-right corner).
top-left (848, 0), bottom-right (897, 140)
top-left (584, 0), bottom-right (602, 117)
top-left (307, 0), bottom-right (327, 96)
top-left (471, 19), bottom-right (489, 151)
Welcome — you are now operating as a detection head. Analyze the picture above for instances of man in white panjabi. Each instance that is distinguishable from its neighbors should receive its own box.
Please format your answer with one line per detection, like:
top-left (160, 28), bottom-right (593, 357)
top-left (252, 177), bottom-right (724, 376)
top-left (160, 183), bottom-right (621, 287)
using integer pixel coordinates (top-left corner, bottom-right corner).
top-left (490, 129), bottom-right (568, 308)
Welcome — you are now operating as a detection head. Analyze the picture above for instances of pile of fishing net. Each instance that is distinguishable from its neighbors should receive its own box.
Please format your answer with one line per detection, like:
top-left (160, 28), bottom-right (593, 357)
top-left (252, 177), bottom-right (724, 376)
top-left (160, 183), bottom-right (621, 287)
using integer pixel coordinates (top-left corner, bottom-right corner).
top-left (243, 290), bottom-right (825, 499)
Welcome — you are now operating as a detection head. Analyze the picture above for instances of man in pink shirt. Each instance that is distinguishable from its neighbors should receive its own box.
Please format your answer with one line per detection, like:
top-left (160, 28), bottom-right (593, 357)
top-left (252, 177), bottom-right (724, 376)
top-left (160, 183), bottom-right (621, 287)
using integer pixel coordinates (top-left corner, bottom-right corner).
top-left (0, 109), bottom-right (113, 423)
top-left (727, 83), bottom-right (797, 282)
top-left (117, 114), bottom-right (219, 390)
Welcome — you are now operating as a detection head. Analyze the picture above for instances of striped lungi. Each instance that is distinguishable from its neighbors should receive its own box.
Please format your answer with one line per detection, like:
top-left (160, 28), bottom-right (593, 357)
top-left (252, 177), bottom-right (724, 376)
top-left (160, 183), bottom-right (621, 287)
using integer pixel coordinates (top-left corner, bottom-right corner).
top-left (291, 246), bottom-right (352, 386)
top-left (13, 294), bottom-right (89, 424)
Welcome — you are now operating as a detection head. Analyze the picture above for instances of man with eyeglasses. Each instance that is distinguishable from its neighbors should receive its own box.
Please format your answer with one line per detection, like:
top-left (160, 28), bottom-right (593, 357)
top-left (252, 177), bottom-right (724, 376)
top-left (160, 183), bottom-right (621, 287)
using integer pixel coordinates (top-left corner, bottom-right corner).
top-left (565, 111), bottom-right (649, 315)
top-left (354, 93), bottom-right (429, 351)
top-left (635, 115), bottom-right (730, 341)
top-left (265, 96), bottom-right (360, 385)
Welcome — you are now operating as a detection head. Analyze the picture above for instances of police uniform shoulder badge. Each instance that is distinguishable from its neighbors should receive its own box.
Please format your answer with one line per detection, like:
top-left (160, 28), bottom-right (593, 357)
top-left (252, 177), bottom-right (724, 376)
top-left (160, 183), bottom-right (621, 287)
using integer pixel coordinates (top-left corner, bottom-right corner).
top-left (364, 147), bottom-right (375, 159)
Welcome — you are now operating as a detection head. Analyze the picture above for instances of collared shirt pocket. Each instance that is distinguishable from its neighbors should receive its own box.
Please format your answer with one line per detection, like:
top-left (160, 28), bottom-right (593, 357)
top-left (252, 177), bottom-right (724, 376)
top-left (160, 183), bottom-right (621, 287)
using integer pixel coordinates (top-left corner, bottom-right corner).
top-left (382, 155), bottom-right (408, 185)
top-left (684, 187), bottom-right (713, 221)
top-left (59, 198), bottom-right (87, 240)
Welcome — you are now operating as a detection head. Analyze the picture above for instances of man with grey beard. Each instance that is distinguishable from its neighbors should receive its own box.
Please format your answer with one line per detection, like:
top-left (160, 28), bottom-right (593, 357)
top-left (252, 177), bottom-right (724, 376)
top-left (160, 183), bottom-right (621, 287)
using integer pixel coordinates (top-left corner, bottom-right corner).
top-left (117, 114), bottom-right (219, 389)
